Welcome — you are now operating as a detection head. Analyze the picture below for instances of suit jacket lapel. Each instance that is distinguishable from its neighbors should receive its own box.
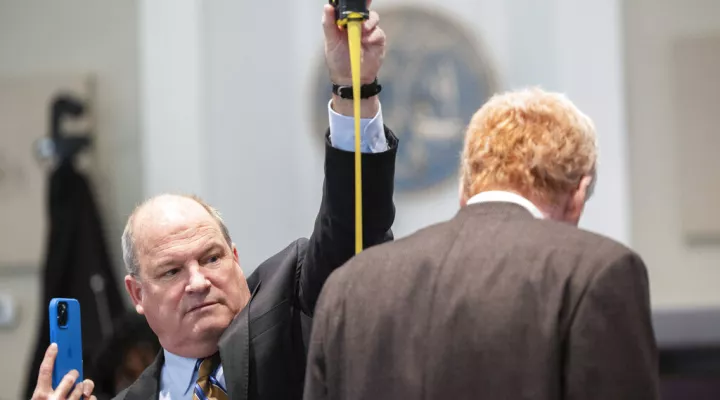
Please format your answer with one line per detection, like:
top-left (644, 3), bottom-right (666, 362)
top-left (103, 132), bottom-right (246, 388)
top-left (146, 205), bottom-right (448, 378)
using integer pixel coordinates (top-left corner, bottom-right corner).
top-left (219, 280), bottom-right (261, 400)
top-left (123, 350), bottom-right (164, 400)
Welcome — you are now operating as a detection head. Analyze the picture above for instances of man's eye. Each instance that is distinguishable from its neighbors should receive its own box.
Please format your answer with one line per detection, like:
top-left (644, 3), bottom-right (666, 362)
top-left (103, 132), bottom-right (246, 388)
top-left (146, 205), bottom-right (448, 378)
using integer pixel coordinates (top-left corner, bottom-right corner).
top-left (163, 268), bottom-right (179, 277)
top-left (207, 255), bottom-right (220, 264)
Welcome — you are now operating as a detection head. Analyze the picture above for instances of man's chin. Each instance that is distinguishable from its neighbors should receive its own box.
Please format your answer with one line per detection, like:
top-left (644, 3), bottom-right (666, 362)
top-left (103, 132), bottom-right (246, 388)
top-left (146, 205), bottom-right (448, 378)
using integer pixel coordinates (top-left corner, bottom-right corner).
top-left (189, 315), bottom-right (233, 337)
top-left (167, 321), bottom-right (230, 357)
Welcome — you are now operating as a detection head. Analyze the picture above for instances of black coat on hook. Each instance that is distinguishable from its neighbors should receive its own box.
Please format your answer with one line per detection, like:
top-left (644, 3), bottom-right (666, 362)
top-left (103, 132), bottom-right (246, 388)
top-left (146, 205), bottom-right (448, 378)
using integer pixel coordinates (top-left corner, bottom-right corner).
top-left (23, 93), bottom-right (128, 399)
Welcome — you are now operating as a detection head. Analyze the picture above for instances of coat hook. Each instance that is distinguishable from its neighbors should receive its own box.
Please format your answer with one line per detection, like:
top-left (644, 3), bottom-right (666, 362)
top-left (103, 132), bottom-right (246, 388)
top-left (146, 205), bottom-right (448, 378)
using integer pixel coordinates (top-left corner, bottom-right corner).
top-left (34, 93), bottom-right (92, 165)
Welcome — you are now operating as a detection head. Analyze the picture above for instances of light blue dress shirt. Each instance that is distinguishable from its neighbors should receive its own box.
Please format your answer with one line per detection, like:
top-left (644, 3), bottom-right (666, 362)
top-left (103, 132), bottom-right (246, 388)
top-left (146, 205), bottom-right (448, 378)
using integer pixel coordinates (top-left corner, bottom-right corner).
top-left (327, 100), bottom-right (387, 153)
top-left (158, 100), bottom-right (386, 400)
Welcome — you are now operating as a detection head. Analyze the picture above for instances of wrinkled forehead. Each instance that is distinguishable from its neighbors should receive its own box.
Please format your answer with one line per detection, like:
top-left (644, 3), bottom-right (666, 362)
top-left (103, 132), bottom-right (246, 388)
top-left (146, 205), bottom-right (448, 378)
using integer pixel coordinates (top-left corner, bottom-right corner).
top-left (132, 198), bottom-right (225, 262)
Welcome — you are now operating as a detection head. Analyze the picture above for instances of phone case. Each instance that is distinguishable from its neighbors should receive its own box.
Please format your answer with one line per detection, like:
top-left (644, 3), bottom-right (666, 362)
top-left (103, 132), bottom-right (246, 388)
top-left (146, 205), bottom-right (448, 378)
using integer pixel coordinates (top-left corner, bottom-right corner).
top-left (48, 298), bottom-right (83, 389)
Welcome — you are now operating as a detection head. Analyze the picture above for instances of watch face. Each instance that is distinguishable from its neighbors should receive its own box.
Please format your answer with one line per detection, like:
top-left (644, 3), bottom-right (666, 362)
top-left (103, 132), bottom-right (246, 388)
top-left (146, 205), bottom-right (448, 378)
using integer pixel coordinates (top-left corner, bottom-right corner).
top-left (312, 6), bottom-right (498, 193)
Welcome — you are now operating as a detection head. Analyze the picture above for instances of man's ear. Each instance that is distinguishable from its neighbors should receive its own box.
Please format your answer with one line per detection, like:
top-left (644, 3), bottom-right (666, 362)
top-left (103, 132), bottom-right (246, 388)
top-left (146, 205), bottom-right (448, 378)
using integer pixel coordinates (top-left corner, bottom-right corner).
top-left (459, 182), bottom-right (469, 208)
top-left (565, 175), bottom-right (593, 225)
top-left (124, 275), bottom-right (145, 315)
top-left (232, 243), bottom-right (240, 264)
top-left (232, 243), bottom-right (246, 278)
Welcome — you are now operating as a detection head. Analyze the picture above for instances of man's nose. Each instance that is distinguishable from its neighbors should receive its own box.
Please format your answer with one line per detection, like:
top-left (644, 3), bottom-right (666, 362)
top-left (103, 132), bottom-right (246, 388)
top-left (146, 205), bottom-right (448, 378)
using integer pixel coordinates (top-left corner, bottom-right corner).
top-left (186, 264), bottom-right (211, 292)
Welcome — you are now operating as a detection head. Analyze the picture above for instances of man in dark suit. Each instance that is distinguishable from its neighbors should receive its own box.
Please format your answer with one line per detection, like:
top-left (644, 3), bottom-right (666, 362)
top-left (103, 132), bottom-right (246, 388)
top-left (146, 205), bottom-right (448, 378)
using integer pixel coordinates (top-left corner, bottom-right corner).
top-left (304, 88), bottom-right (660, 400)
top-left (30, 3), bottom-right (395, 400)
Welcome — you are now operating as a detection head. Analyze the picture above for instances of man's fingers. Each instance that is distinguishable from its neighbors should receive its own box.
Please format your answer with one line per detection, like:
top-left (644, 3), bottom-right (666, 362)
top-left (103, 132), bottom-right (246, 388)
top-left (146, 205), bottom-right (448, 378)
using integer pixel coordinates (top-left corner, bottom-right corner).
top-left (81, 379), bottom-right (95, 398)
top-left (322, 4), bottom-right (340, 40)
top-left (363, 10), bottom-right (379, 32)
top-left (67, 382), bottom-right (84, 400)
top-left (37, 343), bottom-right (58, 390)
top-left (54, 370), bottom-right (79, 399)
top-left (362, 26), bottom-right (386, 47)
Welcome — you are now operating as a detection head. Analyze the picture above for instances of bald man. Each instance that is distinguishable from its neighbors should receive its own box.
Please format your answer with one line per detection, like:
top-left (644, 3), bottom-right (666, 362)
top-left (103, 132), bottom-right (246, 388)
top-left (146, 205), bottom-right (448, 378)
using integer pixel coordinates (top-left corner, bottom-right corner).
top-left (30, 4), bottom-right (396, 400)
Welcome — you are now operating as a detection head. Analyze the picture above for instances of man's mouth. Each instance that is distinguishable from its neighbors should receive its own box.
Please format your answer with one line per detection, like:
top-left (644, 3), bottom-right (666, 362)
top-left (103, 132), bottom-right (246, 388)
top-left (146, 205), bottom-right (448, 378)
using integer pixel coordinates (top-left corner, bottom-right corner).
top-left (187, 302), bottom-right (218, 313)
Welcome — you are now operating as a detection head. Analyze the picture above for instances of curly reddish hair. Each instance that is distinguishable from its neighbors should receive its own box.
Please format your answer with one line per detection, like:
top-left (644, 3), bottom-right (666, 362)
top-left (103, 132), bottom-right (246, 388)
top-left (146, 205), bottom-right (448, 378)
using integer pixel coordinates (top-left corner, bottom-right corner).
top-left (460, 87), bottom-right (598, 204)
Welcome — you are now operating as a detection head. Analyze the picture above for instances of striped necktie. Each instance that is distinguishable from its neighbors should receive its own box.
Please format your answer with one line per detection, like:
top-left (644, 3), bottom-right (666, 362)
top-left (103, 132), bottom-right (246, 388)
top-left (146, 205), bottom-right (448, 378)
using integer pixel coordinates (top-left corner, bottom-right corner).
top-left (193, 353), bottom-right (228, 400)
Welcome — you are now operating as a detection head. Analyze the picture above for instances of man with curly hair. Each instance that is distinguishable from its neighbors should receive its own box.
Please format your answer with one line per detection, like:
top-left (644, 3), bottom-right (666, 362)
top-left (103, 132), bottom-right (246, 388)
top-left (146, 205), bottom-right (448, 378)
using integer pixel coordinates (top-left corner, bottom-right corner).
top-left (304, 87), bottom-right (660, 400)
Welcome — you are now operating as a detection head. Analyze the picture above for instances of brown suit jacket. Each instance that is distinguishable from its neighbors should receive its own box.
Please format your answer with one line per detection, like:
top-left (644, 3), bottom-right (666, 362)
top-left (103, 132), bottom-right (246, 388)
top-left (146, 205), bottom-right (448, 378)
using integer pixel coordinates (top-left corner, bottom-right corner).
top-left (304, 201), bottom-right (660, 400)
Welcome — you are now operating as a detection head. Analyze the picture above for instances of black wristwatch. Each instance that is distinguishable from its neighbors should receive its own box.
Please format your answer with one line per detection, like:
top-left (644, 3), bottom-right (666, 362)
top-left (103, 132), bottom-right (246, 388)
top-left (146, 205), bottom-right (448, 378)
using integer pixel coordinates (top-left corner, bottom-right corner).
top-left (332, 78), bottom-right (382, 100)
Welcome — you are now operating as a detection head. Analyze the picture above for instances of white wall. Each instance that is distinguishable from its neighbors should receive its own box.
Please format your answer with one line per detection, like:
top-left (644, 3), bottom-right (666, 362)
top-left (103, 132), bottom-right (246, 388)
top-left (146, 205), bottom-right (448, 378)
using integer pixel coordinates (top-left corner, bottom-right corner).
top-left (139, 0), bottom-right (206, 197)
top-left (200, 0), bottom-right (630, 271)
top-left (201, 0), bottom-right (312, 272)
top-left (626, 0), bottom-right (720, 309)
top-left (0, 0), bottom-right (140, 398)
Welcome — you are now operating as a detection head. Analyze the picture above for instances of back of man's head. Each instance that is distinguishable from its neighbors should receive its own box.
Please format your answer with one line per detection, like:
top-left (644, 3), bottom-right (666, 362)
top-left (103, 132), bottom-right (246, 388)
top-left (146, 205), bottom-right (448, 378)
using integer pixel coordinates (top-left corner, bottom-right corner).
top-left (459, 87), bottom-right (597, 223)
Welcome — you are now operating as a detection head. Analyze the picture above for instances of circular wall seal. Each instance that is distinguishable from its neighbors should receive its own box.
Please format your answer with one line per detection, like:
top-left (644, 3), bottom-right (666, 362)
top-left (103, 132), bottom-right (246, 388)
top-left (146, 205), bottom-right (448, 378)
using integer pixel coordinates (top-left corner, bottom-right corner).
top-left (312, 6), bottom-right (498, 192)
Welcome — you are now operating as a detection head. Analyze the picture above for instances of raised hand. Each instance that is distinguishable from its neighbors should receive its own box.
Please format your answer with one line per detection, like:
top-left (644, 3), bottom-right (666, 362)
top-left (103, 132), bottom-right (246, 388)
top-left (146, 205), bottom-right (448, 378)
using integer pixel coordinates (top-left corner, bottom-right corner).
top-left (322, 0), bottom-right (386, 86)
top-left (31, 344), bottom-right (97, 400)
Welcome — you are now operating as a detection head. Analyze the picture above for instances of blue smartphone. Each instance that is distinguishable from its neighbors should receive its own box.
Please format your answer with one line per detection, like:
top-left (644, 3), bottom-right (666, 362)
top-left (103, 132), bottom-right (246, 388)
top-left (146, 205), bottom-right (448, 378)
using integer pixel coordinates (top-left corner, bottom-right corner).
top-left (48, 298), bottom-right (83, 390)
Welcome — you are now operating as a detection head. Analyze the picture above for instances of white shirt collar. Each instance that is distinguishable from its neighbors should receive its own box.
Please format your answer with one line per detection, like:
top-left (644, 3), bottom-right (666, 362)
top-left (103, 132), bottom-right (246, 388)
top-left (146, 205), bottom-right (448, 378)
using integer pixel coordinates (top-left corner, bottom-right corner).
top-left (466, 190), bottom-right (545, 219)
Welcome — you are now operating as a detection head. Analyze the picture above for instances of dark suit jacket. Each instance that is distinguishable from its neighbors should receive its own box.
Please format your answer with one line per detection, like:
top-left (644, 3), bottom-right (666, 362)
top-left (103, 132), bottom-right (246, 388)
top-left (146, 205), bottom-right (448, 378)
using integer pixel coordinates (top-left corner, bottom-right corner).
top-left (305, 201), bottom-right (660, 400)
top-left (114, 129), bottom-right (397, 400)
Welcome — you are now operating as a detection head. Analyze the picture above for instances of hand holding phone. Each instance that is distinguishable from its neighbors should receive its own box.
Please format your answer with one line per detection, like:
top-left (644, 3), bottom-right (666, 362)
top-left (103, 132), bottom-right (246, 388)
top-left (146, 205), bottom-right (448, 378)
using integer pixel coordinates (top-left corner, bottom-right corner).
top-left (30, 343), bottom-right (97, 400)
top-left (29, 298), bottom-right (97, 400)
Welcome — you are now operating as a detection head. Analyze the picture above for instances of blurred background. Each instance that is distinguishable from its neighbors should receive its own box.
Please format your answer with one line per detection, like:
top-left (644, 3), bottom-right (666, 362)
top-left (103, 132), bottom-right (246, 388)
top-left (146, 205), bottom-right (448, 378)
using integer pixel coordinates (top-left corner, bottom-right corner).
top-left (0, 0), bottom-right (718, 398)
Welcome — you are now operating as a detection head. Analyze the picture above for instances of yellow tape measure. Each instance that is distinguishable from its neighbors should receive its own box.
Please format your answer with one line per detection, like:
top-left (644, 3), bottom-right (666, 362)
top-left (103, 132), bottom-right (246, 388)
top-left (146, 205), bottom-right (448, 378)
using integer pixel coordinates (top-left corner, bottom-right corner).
top-left (330, 0), bottom-right (369, 254)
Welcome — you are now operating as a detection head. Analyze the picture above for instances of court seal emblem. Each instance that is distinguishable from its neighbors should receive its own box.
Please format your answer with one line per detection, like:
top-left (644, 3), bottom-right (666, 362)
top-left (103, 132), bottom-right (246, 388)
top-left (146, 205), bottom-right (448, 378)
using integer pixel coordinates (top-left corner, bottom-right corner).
top-left (311, 6), bottom-right (499, 192)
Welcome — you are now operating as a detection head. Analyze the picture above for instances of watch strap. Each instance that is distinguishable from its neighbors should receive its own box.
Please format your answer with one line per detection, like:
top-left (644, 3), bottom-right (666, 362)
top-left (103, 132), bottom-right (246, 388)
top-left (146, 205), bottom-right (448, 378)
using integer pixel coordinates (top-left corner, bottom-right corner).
top-left (332, 78), bottom-right (382, 99)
